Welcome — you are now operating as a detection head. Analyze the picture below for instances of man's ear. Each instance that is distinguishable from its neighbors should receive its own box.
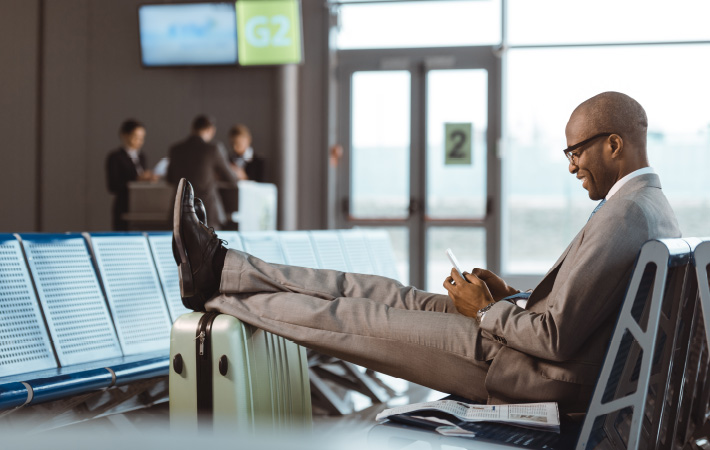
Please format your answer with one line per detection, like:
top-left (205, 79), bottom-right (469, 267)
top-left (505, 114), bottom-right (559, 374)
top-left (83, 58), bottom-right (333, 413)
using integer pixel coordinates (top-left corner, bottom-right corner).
top-left (609, 134), bottom-right (623, 159)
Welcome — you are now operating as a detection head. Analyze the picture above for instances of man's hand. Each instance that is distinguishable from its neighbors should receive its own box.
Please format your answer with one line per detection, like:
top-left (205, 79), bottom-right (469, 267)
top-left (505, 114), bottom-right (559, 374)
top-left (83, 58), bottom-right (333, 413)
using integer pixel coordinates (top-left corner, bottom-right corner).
top-left (470, 268), bottom-right (519, 301)
top-left (443, 269), bottom-right (494, 318)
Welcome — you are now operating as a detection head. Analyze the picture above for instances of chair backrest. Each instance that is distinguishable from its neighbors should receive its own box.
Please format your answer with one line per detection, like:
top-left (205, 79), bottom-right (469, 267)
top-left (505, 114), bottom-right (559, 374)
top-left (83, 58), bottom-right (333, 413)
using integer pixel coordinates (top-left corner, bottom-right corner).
top-left (577, 238), bottom-right (694, 449)
top-left (18, 234), bottom-right (122, 366)
top-left (216, 231), bottom-right (244, 252)
top-left (670, 238), bottom-right (710, 448)
top-left (309, 231), bottom-right (349, 272)
top-left (240, 231), bottom-right (285, 264)
top-left (0, 234), bottom-right (56, 377)
top-left (362, 229), bottom-right (401, 282)
top-left (339, 230), bottom-right (375, 275)
top-left (146, 232), bottom-right (191, 321)
top-left (87, 233), bottom-right (171, 355)
top-left (279, 231), bottom-right (320, 269)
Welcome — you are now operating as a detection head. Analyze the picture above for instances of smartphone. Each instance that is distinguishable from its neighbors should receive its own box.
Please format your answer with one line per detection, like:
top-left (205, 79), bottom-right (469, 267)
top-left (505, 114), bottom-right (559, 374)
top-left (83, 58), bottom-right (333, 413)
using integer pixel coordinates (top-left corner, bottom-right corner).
top-left (446, 248), bottom-right (469, 282)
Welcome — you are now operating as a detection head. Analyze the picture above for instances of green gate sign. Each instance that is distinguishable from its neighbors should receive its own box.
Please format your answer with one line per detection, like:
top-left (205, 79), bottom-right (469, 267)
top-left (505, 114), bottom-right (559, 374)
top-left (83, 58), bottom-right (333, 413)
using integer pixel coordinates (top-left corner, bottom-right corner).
top-left (444, 123), bottom-right (473, 165)
top-left (236, 0), bottom-right (303, 66)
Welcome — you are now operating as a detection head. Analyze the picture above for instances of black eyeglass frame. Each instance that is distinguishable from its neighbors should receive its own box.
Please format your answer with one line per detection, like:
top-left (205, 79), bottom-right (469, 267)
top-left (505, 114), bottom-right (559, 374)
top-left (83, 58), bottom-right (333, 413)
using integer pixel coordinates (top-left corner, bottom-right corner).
top-left (563, 132), bottom-right (616, 164)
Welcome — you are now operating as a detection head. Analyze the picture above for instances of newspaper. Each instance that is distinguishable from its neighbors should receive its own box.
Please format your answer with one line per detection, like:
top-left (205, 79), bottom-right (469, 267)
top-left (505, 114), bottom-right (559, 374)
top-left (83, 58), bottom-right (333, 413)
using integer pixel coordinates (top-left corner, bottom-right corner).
top-left (376, 400), bottom-right (560, 433)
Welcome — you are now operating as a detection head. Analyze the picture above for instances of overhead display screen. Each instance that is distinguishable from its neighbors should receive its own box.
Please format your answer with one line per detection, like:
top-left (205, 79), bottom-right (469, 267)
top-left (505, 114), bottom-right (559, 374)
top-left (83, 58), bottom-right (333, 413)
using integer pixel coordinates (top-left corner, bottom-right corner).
top-left (138, 3), bottom-right (238, 67)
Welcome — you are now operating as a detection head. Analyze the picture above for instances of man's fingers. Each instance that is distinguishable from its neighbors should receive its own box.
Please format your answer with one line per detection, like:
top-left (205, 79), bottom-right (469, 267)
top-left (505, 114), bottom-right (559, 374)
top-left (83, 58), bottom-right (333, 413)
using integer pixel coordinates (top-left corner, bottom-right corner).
top-left (451, 268), bottom-right (466, 284)
top-left (471, 268), bottom-right (492, 279)
top-left (443, 277), bottom-right (454, 292)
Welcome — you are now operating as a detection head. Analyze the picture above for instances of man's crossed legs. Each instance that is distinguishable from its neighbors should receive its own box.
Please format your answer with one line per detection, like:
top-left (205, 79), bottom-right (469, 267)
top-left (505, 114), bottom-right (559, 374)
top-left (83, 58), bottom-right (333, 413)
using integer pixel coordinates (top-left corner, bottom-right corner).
top-left (207, 249), bottom-right (492, 403)
top-left (172, 178), bottom-right (493, 403)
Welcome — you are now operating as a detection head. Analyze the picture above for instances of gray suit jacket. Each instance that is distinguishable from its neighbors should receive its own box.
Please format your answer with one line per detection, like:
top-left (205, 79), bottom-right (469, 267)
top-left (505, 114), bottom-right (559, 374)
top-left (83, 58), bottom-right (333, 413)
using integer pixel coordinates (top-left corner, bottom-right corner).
top-left (167, 135), bottom-right (238, 228)
top-left (478, 173), bottom-right (680, 412)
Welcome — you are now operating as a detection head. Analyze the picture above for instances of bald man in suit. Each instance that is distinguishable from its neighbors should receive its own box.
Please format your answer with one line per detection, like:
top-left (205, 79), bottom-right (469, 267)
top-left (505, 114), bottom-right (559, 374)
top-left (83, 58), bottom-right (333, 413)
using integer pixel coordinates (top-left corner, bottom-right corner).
top-left (172, 92), bottom-right (680, 413)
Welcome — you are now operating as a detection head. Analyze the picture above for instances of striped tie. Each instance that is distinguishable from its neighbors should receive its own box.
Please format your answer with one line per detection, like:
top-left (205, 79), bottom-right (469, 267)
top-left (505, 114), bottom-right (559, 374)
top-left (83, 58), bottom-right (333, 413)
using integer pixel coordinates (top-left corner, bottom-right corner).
top-left (588, 199), bottom-right (606, 221)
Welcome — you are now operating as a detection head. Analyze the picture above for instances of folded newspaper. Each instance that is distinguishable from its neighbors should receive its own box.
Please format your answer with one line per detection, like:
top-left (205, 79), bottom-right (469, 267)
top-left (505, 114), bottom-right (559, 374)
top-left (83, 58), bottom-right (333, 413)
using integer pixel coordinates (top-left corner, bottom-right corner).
top-left (376, 400), bottom-right (560, 434)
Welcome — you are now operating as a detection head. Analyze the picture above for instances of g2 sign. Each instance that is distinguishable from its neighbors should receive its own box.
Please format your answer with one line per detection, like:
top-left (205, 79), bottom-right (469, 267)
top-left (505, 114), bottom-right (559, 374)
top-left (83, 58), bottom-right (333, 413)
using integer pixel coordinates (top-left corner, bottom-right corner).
top-left (245, 15), bottom-right (292, 48)
top-left (237, 1), bottom-right (302, 65)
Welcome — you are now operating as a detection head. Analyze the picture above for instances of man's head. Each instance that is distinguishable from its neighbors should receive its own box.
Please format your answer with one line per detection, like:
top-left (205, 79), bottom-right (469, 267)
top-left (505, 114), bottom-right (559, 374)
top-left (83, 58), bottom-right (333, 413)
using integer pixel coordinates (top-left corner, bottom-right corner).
top-left (119, 119), bottom-right (146, 151)
top-left (228, 124), bottom-right (252, 156)
top-left (192, 115), bottom-right (217, 142)
top-left (565, 92), bottom-right (650, 200)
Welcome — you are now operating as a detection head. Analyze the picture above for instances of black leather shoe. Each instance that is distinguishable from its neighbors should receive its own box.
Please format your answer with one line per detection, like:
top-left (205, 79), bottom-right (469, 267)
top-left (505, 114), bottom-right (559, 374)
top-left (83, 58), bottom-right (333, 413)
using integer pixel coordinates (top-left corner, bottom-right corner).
top-left (172, 179), bottom-right (222, 311)
top-left (194, 198), bottom-right (207, 226)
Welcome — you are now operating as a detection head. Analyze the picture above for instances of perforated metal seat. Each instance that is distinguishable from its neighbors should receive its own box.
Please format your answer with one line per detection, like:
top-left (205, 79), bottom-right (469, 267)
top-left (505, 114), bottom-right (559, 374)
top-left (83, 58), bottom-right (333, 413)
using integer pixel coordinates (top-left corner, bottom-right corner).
top-left (216, 230), bottom-right (244, 252)
top-left (18, 233), bottom-right (122, 366)
top-left (87, 233), bottom-right (171, 355)
top-left (362, 229), bottom-right (401, 282)
top-left (240, 231), bottom-right (286, 264)
top-left (0, 234), bottom-right (56, 378)
top-left (146, 232), bottom-right (191, 321)
top-left (309, 231), bottom-right (349, 272)
top-left (339, 229), bottom-right (375, 275)
top-left (279, 231), bottom-right (320, 269)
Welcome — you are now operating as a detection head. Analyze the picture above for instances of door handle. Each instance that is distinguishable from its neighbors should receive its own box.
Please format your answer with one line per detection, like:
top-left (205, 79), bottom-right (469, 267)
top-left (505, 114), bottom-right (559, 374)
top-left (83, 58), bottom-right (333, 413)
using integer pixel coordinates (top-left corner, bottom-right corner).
top-left (408, 198), bottom-right (422, 216)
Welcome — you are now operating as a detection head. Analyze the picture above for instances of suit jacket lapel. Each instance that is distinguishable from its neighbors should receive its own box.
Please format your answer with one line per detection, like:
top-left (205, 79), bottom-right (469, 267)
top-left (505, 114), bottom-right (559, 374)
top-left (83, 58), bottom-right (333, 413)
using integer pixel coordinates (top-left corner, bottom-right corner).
top-left (523, 173), bottom-right (661, 310)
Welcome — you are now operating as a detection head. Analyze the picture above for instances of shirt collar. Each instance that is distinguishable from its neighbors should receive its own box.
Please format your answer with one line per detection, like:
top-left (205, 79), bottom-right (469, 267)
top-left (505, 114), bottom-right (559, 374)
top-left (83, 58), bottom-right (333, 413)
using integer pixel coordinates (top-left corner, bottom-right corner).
top-left (605, 167), bottom-right (655, 200)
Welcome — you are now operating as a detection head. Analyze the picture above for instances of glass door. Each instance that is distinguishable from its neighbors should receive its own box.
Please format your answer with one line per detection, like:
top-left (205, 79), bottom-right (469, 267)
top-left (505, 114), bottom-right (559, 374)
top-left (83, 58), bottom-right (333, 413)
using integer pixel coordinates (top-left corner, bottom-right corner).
top-left (336, 48), bottom-right (501, 290)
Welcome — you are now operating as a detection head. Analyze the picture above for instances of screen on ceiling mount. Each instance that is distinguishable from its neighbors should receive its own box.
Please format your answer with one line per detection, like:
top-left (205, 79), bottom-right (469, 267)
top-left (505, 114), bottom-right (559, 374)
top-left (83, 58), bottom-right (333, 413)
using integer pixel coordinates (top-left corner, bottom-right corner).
top-left (138, 3), bottom-right (238, 67)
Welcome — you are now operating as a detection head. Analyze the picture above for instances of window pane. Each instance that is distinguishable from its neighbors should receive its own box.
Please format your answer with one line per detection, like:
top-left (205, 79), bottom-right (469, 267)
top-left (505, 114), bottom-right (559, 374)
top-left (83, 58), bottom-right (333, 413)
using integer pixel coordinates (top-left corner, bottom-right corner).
top-left (427, 69), bottom-right (487, 219)
top-left (427, 227), bottom-right (485, 293)
top-left (337, 1), bottom-right (501, 49)
top-left (351, 71), bottom-right (410, 218)
top-left (505, 45), bottom-right (710, 274)
top-left (508, 0), bottom-right (710, 45)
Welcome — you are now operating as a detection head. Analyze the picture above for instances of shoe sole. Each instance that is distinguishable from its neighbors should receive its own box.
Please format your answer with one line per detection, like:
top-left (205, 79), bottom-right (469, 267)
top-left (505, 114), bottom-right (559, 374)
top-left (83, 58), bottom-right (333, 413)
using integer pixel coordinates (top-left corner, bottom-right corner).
top-left (173, 178), bottom-right (195, 299)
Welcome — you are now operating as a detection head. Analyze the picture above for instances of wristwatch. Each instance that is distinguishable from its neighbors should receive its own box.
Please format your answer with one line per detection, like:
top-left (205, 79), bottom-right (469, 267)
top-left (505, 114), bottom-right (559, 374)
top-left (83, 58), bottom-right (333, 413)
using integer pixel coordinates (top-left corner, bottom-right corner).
top-left (475, 302), bottom-right (496, 324)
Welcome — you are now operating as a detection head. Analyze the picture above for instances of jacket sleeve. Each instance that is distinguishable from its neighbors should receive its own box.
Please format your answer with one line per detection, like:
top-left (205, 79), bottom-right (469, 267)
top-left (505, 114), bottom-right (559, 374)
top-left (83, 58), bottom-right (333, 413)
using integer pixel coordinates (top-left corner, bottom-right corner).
top-left (479, 200), bottom-right (649, 362)
top-left (106, 152), bottom-right (127, 194)
top-left (212, 145), bottom-right (239, 186)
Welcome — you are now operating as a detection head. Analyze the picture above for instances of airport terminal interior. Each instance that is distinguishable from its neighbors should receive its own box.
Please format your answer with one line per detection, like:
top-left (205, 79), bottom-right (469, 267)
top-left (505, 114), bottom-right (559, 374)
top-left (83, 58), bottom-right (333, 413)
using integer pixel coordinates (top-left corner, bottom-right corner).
top-left (1, 0), bottom-right (710, 449)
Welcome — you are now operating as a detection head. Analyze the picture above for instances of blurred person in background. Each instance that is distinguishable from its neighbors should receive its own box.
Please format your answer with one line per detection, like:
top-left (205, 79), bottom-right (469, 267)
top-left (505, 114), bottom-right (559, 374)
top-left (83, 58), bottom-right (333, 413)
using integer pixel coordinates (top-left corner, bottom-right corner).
top-left (227, 124), bottom-right (263, 182)
top-left (167, 115), bottom-right (238, 230)
top-left (106, 119), bottom-right (157, 231)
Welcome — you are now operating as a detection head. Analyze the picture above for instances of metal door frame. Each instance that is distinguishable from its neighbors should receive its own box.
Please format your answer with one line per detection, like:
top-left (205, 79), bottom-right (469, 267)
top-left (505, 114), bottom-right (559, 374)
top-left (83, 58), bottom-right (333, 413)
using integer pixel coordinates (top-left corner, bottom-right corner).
top-left (333, 46), bottom-right (502, 288)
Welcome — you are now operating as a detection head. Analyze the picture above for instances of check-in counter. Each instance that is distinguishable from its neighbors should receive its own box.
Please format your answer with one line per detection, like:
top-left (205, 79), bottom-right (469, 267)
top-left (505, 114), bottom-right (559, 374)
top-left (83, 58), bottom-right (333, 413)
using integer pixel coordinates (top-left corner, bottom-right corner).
top-left (122, 181), bottom-right (277, 231)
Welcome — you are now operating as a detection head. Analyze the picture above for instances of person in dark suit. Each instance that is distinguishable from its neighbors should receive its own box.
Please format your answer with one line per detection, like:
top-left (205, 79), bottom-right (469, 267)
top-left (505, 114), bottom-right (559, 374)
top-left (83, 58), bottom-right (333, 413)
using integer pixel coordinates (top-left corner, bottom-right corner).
top-left (167, 115), bottom-right (238, 230)
top-left (227, 124), bottom-right (263, 182)
top-left (105, 119), bottom-right (156, 231)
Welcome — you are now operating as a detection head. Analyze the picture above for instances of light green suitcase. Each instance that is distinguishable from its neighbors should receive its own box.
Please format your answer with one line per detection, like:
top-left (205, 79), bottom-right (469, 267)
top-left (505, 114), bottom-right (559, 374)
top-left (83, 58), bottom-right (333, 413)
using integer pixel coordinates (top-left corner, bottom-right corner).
top-left (169, 312), bottom-right (312, 433)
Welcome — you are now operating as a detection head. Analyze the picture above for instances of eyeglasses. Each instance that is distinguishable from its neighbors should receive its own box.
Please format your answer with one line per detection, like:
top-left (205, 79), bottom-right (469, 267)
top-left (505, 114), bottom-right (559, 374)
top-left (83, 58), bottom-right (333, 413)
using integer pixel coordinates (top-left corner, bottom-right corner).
top-left (563, 132), bottom-right (614, 165)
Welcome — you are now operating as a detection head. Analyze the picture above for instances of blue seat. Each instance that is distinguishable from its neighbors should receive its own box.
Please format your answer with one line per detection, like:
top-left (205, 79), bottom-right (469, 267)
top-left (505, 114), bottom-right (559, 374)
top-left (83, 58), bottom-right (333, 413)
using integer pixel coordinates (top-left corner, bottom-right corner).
top-left (146, 232), bottom-right (191, 321)
top-left (280, 231), bottom-right (320, 269)
top-left (0, 234), bottom-right (56, 378)
top-left (87, 233), bottom-right (171, 354)
top-left (0, 233), bottom-right (169, 411)
top-left (240, 231), bottom-right (286, 264)
top-left (339, 229), bottom-right (376, 275)
top-left (309, 230), bottom-right (349, 272)
top-left (19, 233), bottom-right (123, 366)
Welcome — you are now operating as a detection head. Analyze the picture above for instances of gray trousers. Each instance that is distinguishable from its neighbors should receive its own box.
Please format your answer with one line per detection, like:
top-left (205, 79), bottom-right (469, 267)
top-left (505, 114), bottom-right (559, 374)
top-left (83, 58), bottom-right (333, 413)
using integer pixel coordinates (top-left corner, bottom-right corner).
top-left (205, 249), bottom-right (492, 403)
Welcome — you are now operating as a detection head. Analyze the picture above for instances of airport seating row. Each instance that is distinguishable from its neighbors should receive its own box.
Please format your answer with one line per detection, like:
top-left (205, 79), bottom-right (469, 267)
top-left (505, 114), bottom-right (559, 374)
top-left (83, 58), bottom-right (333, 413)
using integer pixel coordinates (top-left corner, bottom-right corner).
top-left (2, 231), bottom-right (710, 449)
top-left (368, 238), bottom-right (710, 449)
top-left (0, 229), bottom-right (402, 415)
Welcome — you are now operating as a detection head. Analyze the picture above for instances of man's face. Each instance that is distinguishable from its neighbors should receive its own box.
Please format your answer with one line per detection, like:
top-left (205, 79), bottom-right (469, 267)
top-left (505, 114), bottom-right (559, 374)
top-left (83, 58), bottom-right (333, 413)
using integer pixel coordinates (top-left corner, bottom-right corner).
top-left (121, 127), bottom-right (146, 150)
top-left (565, 114), bottom-right (616, 201)
top-left (231, 135), bottom-right (251, 155)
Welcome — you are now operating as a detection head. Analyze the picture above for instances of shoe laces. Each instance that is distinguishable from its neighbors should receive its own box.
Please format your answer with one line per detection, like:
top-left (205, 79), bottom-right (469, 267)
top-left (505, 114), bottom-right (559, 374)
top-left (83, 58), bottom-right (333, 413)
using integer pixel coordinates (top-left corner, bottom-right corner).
top-left (204, 225), bottom-right (228, 248)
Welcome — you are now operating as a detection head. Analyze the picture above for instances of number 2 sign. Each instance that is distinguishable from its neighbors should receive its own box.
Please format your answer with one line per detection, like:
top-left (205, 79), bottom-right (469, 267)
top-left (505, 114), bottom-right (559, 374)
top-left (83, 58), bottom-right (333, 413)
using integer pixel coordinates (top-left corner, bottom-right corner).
top-left (444, 123), bottom-right (473, 165)
top-left (236, 0), bottom-right (303, 65)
